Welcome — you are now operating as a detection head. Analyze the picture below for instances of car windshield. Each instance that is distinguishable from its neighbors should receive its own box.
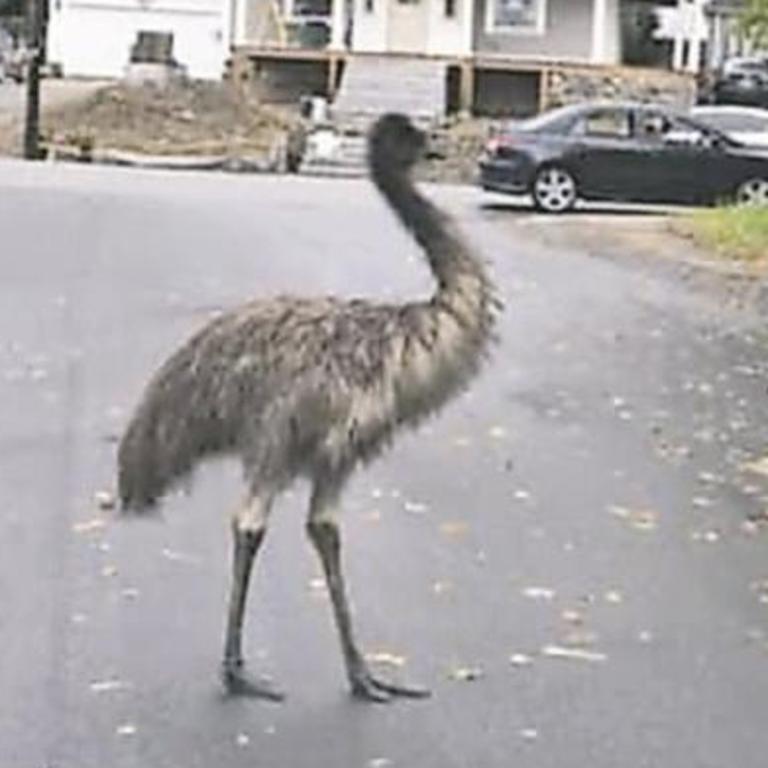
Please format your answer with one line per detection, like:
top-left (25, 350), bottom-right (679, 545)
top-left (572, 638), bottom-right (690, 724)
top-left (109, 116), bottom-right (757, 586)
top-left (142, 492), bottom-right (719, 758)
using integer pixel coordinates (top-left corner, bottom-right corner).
top-left (693, 110), bottom-right (768, 133)
top-left (724, 57), bottom-right (768, 74)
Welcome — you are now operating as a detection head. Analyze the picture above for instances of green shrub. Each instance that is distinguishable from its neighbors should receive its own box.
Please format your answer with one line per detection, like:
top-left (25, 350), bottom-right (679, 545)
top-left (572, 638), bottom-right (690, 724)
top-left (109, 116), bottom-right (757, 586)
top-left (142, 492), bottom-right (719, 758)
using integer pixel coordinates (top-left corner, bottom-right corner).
top-left (683, 207), bottom-right (768, 262)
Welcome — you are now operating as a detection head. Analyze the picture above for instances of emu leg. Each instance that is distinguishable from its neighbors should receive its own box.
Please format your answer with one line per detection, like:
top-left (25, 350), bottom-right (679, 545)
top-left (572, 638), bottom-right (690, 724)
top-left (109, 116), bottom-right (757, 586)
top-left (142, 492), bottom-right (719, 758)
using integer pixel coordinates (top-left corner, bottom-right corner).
top-left (222, 498), bottom-right (284, 701)
top-left (308, 482), bottom-right (430, 703)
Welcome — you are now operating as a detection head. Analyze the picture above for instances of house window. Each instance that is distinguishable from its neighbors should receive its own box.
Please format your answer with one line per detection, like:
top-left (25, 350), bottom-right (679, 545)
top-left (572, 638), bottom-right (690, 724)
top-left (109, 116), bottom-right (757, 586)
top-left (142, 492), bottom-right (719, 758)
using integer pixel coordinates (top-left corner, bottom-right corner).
top-left (487, 0), bottom-right (546, 34)
top-left (445, 0), bottom-right (456, 18)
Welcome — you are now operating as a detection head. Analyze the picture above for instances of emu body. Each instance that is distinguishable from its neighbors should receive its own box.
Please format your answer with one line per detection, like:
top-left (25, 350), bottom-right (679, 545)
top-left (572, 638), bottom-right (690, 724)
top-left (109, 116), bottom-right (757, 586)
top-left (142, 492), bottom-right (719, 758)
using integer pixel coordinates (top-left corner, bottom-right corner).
top-left (118, 114), bottom-right (500, 702)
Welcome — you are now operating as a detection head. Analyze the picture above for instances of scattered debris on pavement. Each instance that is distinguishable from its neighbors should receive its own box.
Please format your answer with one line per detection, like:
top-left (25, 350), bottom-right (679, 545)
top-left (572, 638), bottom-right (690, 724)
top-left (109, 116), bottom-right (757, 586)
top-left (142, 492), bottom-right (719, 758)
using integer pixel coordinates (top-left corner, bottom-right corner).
top-left (448, 665), bottom-right (484, 682)
top-left (608, 505), bottom-right (660, 532)
top-left (540, 645), bottom-right (607, 663)
top-left (743, 456), bottom-right (768, 478)
top-left (160, 547), bottom-right (201, 565)
top-left (72, 517), bottom-right (108, 534)
top-left (439, 520), bottom-right (470, 539)
top-left (89, 679), bottom-right (133, 694)
top-left (115, 723), bottom-right (138, 737)
top-left (690, 528), bottom-right (723, 544)
top-left (365, 651), bottom-right (407, 668)
top-left (521, 586), bottom-right (556, 601)
top-left (94, 490), bottom-right (117, 511)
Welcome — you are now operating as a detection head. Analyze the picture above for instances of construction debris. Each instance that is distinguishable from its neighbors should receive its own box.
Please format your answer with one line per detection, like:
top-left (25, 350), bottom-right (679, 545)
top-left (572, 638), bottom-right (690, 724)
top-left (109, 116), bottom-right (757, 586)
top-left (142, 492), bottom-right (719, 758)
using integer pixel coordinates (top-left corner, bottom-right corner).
top-left (37, 80), bottom-right (299, 165)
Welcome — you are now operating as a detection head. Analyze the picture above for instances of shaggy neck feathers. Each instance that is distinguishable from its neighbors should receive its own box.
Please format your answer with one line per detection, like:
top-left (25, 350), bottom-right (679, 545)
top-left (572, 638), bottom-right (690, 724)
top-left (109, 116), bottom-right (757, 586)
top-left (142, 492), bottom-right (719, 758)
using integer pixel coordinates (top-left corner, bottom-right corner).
top-left (369, 138), bottom-right (498, 342)
top-left (367, 121), bottom-right (500, 422)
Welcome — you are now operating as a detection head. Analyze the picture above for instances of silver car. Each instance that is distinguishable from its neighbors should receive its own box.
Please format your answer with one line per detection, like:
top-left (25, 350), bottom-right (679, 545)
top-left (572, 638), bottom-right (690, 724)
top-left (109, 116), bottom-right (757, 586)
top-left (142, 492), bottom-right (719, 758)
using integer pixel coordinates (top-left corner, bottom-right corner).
top-left (692, 105), bottom-right (768, 148)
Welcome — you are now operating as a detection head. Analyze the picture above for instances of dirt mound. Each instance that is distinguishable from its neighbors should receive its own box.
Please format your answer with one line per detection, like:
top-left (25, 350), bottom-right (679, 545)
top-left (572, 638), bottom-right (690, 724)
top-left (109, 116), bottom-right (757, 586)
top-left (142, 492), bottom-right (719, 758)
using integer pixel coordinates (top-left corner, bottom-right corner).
top-left (41, 80), bottom-right (300, 157)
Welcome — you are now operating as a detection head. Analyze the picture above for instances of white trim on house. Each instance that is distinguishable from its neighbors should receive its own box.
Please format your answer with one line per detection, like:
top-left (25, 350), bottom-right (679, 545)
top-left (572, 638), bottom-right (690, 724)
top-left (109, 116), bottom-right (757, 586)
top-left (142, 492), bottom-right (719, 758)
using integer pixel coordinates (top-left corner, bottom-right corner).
top-left (65, 0), bottom-right (220, 16)
top-left (231, 0), bottom-right (622, 65)
top-left (425, 0), bottom-right (472, 55)
top-left (590, 0), bottom-right (606, 62)
top-left (231, 0), bottom-right (246, 45)
top-left (353, 0), bottom-right (389, 51)
top-left (329, 0), bottom-right (346, 50)
top-left (484, 0), bottom-right (547, 37)
top-left (461, 0), bottom-right (474, 53)
top-left (655, 0), bottom-right (709, 73)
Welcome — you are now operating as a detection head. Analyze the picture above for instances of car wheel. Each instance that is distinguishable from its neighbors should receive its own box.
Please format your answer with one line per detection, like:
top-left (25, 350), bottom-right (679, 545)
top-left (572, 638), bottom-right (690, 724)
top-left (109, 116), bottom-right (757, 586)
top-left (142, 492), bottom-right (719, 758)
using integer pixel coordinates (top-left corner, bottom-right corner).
top-left (735, 177), bottom-right (768, 207)
top-left (532, 166), bottom-right (578, 213)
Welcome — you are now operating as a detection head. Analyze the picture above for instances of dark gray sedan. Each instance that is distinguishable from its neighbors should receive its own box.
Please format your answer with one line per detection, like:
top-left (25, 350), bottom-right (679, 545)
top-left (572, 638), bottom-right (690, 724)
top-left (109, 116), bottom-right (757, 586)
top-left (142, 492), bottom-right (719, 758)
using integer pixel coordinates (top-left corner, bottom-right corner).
top-left (478, 101), bottom-right (768, 212)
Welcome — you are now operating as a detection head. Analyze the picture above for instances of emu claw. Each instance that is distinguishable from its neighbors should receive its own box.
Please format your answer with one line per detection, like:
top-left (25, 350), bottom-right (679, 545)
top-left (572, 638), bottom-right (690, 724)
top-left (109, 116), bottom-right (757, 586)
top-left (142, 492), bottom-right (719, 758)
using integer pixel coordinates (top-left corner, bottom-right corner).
top-left (221, 661), bottom-right (285, 702)
top-left (351, 672), bottom-right (431, 703)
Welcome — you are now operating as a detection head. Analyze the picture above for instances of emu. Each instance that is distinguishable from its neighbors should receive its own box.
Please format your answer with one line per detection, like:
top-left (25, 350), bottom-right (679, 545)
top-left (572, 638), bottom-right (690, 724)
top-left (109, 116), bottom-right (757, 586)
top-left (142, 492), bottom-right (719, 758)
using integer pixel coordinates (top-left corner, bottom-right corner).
top-left (117, 114), bottom-right (500, 703)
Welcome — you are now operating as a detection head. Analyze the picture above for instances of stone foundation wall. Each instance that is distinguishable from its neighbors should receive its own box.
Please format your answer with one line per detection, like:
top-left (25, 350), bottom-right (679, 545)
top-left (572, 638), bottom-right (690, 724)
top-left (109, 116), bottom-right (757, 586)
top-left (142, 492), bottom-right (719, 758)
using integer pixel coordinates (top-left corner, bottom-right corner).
top-left (544, 65), bottom-right (697, 110)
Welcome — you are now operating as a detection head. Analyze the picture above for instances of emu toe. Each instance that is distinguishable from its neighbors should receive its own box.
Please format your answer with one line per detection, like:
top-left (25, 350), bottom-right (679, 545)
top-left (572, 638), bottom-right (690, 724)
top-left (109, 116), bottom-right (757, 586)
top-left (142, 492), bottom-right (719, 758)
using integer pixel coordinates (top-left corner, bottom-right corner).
top-left (351, 670), bottom-right (431, 703)
top-left (221, 661), bottom-right (285, 702)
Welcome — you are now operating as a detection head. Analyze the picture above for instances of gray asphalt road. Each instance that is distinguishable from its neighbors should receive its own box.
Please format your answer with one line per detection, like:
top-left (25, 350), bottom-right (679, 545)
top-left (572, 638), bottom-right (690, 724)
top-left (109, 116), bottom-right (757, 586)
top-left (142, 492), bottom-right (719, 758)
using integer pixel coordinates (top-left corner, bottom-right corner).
top-left (2, 161), bottom-right (768, 768)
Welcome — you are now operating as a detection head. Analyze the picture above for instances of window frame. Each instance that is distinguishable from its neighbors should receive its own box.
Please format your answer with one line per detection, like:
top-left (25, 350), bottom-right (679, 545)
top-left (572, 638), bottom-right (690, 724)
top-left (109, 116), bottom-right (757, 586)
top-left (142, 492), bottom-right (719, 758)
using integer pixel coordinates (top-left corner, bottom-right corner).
top-left (485, 0), bottom-right (547, 36)
top-left (571, 107), bottom-right (634, 141)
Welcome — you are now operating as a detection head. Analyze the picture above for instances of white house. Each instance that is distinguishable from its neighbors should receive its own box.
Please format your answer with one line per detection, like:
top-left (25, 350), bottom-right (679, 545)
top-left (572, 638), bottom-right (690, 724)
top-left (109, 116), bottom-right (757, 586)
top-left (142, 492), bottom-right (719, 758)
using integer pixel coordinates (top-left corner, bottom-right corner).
top-left (705, 0), bottom-right (756, 68)
top-left (237, 0), bottom-right (623, 63)
top-left (653, 0), bottom-right (709, 73)
top-left (46, 0), bottom-right (693, 116)
top-left (231, 0), bottom-right (695, 118)
top-left (47, 0), bottom-right (231, 79)
top-left (47, 0), bottom-right (624, 80)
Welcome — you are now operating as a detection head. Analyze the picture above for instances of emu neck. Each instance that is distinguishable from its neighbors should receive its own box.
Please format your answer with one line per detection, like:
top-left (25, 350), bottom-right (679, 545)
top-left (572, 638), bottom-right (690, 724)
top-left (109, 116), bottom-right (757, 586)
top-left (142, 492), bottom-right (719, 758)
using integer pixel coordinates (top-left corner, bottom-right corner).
top-left (370, 159), bottom-right (498, 427)
top-left (373, 168), bottom-right (488, 304)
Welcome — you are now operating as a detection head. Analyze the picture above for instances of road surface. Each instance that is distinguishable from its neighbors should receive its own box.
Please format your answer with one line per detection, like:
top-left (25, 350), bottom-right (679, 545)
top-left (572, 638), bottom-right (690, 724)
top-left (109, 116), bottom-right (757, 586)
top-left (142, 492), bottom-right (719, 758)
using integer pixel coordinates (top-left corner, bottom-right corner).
top-left (1, 160), bottom-right (767, 768)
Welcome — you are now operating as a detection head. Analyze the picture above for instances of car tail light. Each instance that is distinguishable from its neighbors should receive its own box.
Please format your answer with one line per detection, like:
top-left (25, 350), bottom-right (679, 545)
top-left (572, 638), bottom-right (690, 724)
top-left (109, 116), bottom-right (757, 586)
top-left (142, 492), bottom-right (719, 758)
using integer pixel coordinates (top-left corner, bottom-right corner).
top-left (485, 133), bottom-right (516, 156)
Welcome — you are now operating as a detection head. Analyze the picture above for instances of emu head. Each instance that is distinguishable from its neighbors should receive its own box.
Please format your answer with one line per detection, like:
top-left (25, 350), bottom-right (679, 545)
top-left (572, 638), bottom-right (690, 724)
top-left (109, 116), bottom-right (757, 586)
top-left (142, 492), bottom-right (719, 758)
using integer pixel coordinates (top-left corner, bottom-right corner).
top-left (368, 113), bottom-right (427, 176)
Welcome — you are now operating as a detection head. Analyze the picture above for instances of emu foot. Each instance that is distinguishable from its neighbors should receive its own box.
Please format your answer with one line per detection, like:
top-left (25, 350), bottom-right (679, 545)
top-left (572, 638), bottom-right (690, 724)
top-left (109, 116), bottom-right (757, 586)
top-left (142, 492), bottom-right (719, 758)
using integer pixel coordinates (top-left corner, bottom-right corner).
top-left (221, 660), bottom-right (285, 702)
top-left (350, 669), bottom-right (431, 703)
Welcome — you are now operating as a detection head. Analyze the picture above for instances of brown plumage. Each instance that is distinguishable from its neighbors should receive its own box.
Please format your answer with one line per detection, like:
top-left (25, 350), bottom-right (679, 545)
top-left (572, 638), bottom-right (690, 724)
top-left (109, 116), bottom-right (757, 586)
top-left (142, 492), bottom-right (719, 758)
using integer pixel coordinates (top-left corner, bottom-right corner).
top-left (117, 113), bottom-right (500, 702)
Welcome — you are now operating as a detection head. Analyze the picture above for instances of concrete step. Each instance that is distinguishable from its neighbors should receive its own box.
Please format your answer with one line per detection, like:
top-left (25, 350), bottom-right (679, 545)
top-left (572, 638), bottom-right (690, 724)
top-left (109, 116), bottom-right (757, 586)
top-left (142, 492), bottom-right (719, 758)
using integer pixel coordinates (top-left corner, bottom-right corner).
top-left (332, 55), bottom-right (446, 131)
top-left (332, 112), bottom-right (437, 135)
top-left (302, 153), bottom-right (366, 169)
top-left (298, 129), bottom-right (368, 177)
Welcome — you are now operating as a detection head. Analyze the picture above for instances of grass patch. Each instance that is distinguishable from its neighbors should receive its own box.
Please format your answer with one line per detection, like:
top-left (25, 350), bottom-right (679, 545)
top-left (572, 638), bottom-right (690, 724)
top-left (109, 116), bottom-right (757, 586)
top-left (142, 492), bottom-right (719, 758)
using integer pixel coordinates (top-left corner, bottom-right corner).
top-left (679, 206), bottom-right (768, 263)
